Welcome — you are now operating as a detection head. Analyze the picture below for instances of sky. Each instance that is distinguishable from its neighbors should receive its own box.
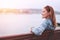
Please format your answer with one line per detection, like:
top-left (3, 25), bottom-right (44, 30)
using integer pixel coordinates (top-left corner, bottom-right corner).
top-left (0, 0), bottom-right (60, 12)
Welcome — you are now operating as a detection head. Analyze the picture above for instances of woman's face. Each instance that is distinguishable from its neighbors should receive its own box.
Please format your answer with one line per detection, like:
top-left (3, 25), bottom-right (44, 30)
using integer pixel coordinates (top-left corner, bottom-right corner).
top-left (42, 8), bottom-right (50, 18)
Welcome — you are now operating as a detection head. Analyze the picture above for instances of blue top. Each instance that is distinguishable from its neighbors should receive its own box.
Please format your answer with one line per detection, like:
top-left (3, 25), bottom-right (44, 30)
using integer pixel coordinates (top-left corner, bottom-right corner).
top-left (31, 18), bottom-right (55, 36)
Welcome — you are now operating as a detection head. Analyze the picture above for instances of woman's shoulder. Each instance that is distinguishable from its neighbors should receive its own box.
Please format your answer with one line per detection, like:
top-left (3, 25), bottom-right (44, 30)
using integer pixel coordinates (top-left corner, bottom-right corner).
top-left (42, 18), bottom-right (50, 21)
top-left (41, 18), bottom-right (48, 23)
top-left (41, 18), bottom-right (52, 25)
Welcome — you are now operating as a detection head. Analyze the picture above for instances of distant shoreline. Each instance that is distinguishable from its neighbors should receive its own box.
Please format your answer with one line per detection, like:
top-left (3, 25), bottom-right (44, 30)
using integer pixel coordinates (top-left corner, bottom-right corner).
top-left (0, 9), bottom-right (59, 14)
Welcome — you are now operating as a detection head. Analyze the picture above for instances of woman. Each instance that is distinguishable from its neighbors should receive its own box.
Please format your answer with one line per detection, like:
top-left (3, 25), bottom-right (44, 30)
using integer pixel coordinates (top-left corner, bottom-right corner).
top-left (31, 5), bottom-right (57, 36)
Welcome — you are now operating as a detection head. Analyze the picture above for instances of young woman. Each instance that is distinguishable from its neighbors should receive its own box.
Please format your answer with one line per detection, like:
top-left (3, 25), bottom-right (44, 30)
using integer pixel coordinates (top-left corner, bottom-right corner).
top-left (31, 5), bottom-right (57, 36)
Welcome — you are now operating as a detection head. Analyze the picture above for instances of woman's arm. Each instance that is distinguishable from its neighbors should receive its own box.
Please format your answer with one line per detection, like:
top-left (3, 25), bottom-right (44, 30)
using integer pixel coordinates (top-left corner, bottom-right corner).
top-left (31, 19), bottom-right (48, 36)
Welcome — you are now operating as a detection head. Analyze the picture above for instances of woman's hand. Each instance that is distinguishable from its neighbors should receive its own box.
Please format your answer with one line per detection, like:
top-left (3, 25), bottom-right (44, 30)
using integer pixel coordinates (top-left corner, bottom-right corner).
top-left (30, 27), bottom-right (34, 34)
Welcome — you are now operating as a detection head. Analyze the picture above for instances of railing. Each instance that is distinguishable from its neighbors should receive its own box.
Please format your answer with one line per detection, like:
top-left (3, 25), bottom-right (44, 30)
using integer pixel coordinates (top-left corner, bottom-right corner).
top-left (0, 30), bottom-right (60, 40)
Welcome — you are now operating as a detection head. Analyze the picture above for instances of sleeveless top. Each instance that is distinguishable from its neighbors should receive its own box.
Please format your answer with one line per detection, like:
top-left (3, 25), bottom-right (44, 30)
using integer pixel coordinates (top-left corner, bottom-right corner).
top-left (31, 18), bottom-right (55, 36)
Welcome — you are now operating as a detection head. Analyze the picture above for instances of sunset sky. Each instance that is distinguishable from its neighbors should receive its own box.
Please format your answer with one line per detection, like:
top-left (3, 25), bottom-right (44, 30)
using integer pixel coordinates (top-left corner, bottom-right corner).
top-left (0, 0), bottom-right (60, 12)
